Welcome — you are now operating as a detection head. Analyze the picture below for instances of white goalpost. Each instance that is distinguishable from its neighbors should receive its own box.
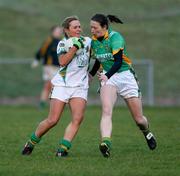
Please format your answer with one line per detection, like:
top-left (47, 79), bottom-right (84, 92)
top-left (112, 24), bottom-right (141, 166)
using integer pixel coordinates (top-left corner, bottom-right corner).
top-left (133, 59), bottom-right (154, 106)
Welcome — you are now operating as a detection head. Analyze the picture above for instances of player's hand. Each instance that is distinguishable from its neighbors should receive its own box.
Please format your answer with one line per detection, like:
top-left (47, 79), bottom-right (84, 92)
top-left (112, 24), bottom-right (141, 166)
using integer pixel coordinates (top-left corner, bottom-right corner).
top-left (97, 71), bottom-right (108, 82)
top-left (72, 37), bottom-right (84, 49)
top-left (31, 60), bottom-right (39, 68)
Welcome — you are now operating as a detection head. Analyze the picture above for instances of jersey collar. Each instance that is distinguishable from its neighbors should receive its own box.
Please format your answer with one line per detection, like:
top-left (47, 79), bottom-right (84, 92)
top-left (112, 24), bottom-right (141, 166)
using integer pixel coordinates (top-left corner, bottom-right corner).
top-left (92, 29), bottom-right (110, 40)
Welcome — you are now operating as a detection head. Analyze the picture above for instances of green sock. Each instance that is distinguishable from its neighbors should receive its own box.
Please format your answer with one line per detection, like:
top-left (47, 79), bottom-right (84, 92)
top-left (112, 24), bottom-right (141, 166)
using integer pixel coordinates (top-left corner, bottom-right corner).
top-left (39, 101), bottom-right (46, 109)
top-left (102, 137), bottom-right (112, 149)
top-left (29, 133), bottom-right (41, 146)
top-left (59, 139), bottom-right (72, 152)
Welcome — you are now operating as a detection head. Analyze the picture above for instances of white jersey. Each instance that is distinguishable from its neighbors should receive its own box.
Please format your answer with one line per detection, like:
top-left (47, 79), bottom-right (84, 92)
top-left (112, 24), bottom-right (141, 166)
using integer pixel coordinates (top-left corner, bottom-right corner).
top-left (51, 37), bottom-right (91, 89)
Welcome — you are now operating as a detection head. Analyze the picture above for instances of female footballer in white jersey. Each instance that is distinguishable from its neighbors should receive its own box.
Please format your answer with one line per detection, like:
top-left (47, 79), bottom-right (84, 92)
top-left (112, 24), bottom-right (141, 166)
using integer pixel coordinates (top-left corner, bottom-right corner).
top-left (89, 14), bottom-right (157, 157)
top-left (22, 16), bottom-right (91, 157)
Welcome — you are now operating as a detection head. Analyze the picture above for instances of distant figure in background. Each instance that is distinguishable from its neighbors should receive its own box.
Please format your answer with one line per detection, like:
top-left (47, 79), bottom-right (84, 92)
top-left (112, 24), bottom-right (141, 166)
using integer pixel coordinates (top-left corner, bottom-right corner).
top-left (89, 14), bottom-right (157, 158)
top-left (31, 25), bottom-right (63, 108)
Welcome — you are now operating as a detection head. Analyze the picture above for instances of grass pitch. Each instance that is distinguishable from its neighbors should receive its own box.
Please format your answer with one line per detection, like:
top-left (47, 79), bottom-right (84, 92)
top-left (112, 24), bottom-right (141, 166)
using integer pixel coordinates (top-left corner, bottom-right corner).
top-left (0, 105), bottom-right (179, 176)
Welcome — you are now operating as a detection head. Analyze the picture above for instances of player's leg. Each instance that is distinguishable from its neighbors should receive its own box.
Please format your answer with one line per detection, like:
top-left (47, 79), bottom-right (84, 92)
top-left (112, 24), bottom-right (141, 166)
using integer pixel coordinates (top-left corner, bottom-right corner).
top-left (125, 97), bottom-right (157, 150)
top-left (56, 97), bottom-right (86, 157)
top-left (22, 99), bottom-right (66, 155)
top-left (99, 85), bottom-right (117, 157)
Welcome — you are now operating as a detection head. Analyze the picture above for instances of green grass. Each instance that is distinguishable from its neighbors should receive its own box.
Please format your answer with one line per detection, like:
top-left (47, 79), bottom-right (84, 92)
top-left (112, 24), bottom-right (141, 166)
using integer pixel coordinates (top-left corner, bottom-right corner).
top-left (0, 64), bottom-right (42, 97)
top-left (0, 106), bottom-right (179, 176)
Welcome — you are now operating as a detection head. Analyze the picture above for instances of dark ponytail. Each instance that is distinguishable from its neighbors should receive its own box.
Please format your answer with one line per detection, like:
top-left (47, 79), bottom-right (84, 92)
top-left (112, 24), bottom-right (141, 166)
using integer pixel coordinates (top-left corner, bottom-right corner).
top-left (91, 14), bottom-right (123, 29)
top-left (107, 15), bottom-right (123, 24)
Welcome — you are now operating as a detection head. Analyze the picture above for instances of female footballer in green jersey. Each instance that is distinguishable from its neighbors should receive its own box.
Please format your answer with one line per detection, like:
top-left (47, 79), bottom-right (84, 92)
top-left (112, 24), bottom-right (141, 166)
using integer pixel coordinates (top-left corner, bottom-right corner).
top-left (89, 14), bottom-right (157, 157)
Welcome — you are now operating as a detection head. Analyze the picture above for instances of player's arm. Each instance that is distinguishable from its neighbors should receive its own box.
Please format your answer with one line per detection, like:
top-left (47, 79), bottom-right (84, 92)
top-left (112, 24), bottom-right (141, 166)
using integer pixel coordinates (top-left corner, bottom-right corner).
top-left (104, 32), bottom-right (124, 79)
top-left (36, 37), bottom-right (52, 60)
top-left (58, 47), bottom-right (78, 66)
top-left (89, 59), bottom-right (101, 76)
top-left (31, 37), bottom-right (52, 68)
top-left (57, 38), bottom-right (84, 67)
top-left (105, 49), bottom-right (123, 79)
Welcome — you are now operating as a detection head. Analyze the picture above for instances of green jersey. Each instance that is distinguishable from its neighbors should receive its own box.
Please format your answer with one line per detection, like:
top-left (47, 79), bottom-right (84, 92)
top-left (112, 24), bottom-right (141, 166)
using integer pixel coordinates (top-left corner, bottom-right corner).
top-left (91, 29), bottom-right (132, 72)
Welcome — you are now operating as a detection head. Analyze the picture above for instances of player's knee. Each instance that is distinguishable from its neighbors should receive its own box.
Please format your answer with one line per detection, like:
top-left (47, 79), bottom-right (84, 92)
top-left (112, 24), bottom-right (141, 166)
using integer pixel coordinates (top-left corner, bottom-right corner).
top-left (72, 116), bottom-right (84, 126)
top-left (47, 118), bottom-right (58, 127)
top-left (102, 106), bottom-right (113, 117)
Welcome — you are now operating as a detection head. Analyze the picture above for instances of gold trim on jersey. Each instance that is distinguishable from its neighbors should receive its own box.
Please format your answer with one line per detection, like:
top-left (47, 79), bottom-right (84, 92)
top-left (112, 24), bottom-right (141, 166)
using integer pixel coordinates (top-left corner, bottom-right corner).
top-left (122, 54), bottom-right (132, 65)
top-left (92, 30), bottom-right (109, 40)
top-left (112, 48), bottom-right (123, 55)
top-left (104, 31), bottom-right (109, 39)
